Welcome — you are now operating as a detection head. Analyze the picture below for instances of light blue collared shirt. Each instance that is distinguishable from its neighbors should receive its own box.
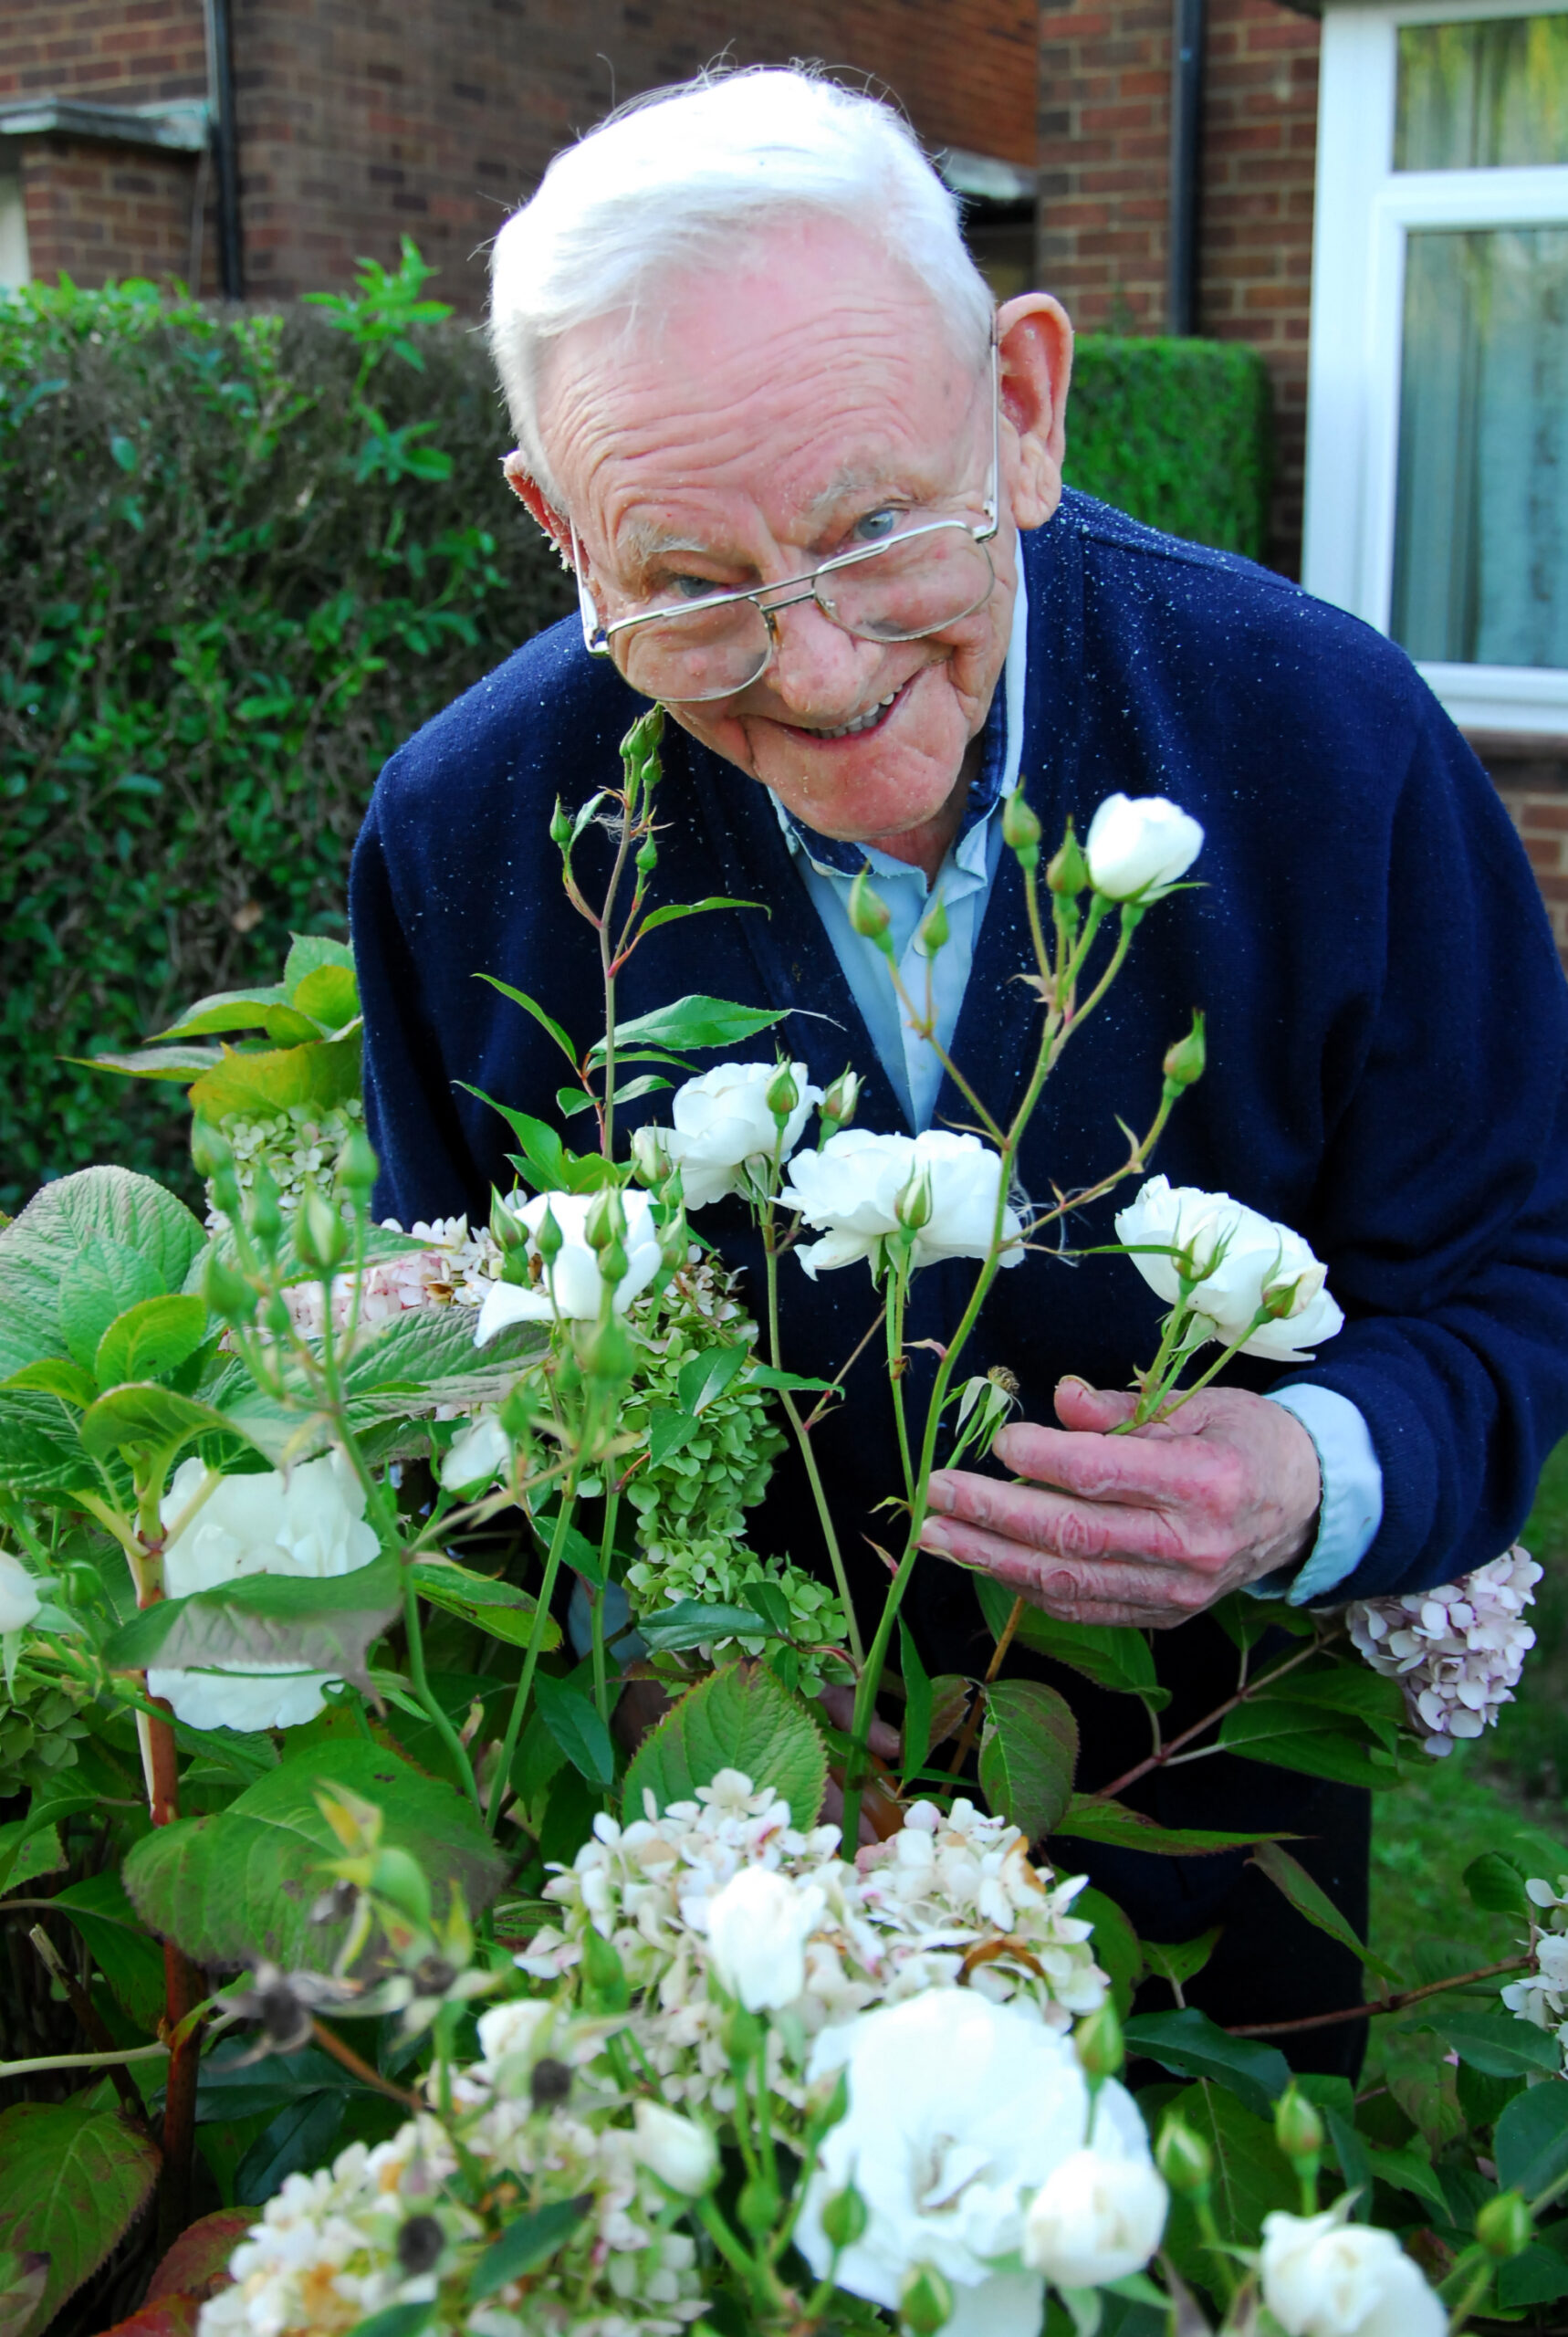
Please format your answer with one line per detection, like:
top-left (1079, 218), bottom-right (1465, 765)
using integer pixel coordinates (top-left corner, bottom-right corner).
top-left (774, 570), bottom-right (1383, 1602)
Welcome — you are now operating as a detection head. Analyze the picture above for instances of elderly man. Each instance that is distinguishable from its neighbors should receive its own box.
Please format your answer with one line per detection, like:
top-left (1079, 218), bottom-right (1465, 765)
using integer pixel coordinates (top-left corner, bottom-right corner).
top-left (351, 69), bottom-right (1568, 2058)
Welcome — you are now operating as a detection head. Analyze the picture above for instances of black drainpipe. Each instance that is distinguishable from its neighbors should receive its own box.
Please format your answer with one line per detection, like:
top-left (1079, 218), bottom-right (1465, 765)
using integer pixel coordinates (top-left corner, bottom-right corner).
top-left (1166, 0), bottom-right (1205, 336)
top-left (204, 0), bottom-right (244, 299)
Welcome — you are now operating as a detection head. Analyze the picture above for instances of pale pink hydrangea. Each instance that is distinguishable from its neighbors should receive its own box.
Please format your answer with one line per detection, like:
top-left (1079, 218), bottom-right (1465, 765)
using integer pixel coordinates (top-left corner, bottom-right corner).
top-left (515, 1770), bottom-right (1106, 2117)
top-left (1345, 1545), bottom-right (1541, 1756)
top-left (281, 1217), bottom-right (505, 1341)
top-left (1501, 1878), bottom-right (1568, 2060)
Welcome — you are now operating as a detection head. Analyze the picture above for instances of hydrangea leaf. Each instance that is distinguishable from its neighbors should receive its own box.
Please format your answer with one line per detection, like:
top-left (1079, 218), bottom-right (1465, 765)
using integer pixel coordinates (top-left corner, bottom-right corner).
top-left (102, 1553), bottom-right (402, 1691)
top-left (49, 1871), bottom-right (167, 2035)
top-left (0, 1167), bottom-right (206, 1378)
top-left (148, 982), bottom-right (289, 1042)
top-left (289, 962), bottom-right (359, 1030)
top-left (977, 1678), bottom-right (1077, 1841)
top-left (1496, 2079), bottom-right (1568, 2196)
top-left (187, 1035), bottom-right (361, 1124)
top-left (1158, 2080), bottom-right (1295, 2303)
top-left (281, 933), bottom-right (354, 1005)
top-left (973, 1574), bottom-right (1169, 1710)
top-left (622, 1660), bottom-right (826, 1829)
top-left (0, 2093), bottom-right (162, 2337)
top-left (94, 1294), bottom-right (209, 1389)
top-left (123, 1740), bottom-right (505, 1973)
top-left (533, 1674), bottom-right (615, 1790)
top-left (1249, 1839), bottom-right (1403, 1986)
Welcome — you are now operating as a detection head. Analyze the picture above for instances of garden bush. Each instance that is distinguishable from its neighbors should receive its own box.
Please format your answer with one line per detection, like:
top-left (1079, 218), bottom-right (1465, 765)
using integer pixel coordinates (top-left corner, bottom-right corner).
top-left (0, 263), bottom-right (1270, 1208)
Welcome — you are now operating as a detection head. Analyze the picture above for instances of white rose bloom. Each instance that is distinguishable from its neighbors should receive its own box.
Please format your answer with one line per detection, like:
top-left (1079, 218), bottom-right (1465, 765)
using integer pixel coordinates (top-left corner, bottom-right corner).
top-left (474, 1189), bottom-right (661, 1342)
top-left (797, 1989), bottom-right (1148, 2336)
top-left (632, 2100), bottom-right (719, 2196)
top-left (439, 1413), bottom-right (512, 1493)
top-left (147, 1451), bottom-right (381, 1733)
top-left (633, 1061), bottom-right (822, 1211)
top-left (1114, 1176), bottom-right (1343, 1363)
top-left (1021, 2144), bottom-right (1167, 2289)
top-left (474, 1997), bottom-right (555, 2071)
top-left (704, 1865), bottom-right (823, 2011)
top-left (1260, 2207), bottom-right (1446, 2337)
top-left (0, 1549), bottom-right (41, 1633)
top-left (1083, 793), bottom-right (1205, 901)
top-left (781, 1129), bottom-right (1024, 1281)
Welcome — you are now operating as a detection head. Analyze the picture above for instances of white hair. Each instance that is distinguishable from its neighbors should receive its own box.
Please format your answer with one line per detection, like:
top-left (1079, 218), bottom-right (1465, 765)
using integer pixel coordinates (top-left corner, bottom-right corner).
top-left (488, 67), bottom-right (996, 502)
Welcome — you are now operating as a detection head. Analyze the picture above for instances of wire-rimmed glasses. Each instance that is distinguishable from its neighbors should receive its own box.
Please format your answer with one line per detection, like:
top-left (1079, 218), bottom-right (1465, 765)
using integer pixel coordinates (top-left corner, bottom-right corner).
top-left (571, 341), bottom-right (1001, 706)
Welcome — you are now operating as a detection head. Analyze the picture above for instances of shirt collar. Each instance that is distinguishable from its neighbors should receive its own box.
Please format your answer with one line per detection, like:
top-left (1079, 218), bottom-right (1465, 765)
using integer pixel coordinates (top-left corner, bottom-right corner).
top-left (776, 561), bottom-right (1028, 878)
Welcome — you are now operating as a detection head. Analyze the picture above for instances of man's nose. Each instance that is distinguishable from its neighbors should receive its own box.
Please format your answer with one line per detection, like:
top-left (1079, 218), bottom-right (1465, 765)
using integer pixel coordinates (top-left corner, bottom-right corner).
top-left (760, 596), bottom-right (883, 722)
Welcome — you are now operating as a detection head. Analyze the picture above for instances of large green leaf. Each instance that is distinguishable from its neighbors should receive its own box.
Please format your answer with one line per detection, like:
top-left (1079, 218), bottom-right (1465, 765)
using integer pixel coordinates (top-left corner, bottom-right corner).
top-left (1159, 2081), bottom-right (1296, 2303)
top-left (534, 1675), bottom-right (615, 1790)
top-left (468, 2197), bottom-right (592, 2300)
top-left (291, 963), bottom-right (359, 1030)
top-left (94, 1294), bottom-right (210, 1389)
top-left (1496, 2080), bottom-right (1568, 2198)
top-left (973, 1575), bottom-right (1167, 1708)
top-left (124, 1740), bottom-right (505, 1973)
top-left (0, 2093), bottom-right (162, 2337)
top-left (1124, 2008), bottom-right (1291, 2119)
top-left (0, 1390), bottom-right (105, 1498)
top-left (590, 994), bottom-right (789, 1060)
top-left (1053, 1794), bottom-right (1288, 1857)
top-left (1075, 1886), bottom-right (1145, 2022)
top-left (1249, 1840), bottom-right (1403, 1986)
top-left (1217, 1698), bottom-right (1399, 1787)
top-left (1423, 2008), bottom-right (1563, 2080)
top-left (188, 1037), bottom-right (360, 1123)
top-left (0, 1167), bottom-right (205, 1378)
top-left (411, 1559), bottom-right (560, 1653)
top-left (150, 984), bottom-right (289, 1042)
top-left (977, 1679), bottom-right (1077, 1840)
top-left (104, 1555), bottom-right (402, 1692)
top-left (634, 1598), bottom-right (784, 1654)
top-left (50, 1871), bottom-right (167, 2035)
top-left (622, 1661), bottom-right (826, 1829)
top-left (283, 934), bottom-right (355, 1001)
top-left (59, 1240), bottom-right (165, 1369)
top-left (81, 1043), bottom-right (227, 1082)
top-left (78, 1383), bottom-right (248, 1465)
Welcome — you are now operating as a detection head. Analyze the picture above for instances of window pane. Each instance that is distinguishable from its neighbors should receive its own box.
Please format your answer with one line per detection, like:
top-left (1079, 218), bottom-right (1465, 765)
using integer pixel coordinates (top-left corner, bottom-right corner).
top-left (1391, 226), bottom-right (1568, 666)
top-left (1396, 17), bottom-right (1568, 168)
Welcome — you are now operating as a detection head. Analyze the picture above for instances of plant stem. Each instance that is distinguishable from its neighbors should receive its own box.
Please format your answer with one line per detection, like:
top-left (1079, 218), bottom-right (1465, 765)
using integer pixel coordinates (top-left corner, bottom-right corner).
top-left (591, 1490), bottom-right (620, 1725)
top-left (0, 2042), bottom-right (169, 2079)
top-left (1227, 1954), bottom-right (1531, 2038)
top-left (946, 1595), bottom-right (1024, 1777)
top-left (141, 1692), bottom-right (203, 2248)
top-left (763, 1218), bottom-right (863, 1666)
top-left (487, 1488), bottom-right (578, 1830)
top-left (309, 2017), bottom-right (422, 2107)
top-left (1093, 1631), bottom-right (1335, 1803)
top-left (402, 1566), bottom-right (480, 1809)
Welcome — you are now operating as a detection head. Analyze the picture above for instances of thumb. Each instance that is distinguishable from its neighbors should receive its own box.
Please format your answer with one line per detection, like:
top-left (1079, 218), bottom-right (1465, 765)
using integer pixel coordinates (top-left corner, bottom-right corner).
top-left (1053, 1376), bottom-right (1138, 1432)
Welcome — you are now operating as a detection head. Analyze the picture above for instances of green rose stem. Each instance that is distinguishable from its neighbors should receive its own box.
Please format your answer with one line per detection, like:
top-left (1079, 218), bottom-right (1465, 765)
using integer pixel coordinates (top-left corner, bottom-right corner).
top-left (486, 1481), bottom-right (579, 1832)
top-left (840, 826), bottom-right (1187, 1845)
top-left (591, 1485), bottom-right (622, 1724)
top-left (761, 1200), bottom-right (864, 1667)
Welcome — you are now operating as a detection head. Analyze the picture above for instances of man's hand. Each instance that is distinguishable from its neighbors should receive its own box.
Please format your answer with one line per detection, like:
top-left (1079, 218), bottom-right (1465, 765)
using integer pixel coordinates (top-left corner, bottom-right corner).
top-left (917, 1378), bottom-right (1322, 1629)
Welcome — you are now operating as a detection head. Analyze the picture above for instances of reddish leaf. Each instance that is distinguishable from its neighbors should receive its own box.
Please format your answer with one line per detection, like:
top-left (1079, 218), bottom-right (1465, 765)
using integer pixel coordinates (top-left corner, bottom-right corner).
top-left (94, 2293), bottom-right (200, 2337)
top-left (146, 2209), bottom-right (252, 2302)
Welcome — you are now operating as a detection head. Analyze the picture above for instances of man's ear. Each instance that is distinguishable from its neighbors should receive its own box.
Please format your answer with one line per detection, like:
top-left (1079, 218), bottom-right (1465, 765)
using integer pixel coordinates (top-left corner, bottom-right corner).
top-left (501, 450), bottom-right (575, 568)
top-left (995, 293), bottom-right (1074, 531)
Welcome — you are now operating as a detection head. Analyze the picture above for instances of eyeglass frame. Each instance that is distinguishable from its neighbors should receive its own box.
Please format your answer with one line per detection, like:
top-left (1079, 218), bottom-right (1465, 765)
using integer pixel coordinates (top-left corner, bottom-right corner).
top-left (569, 336), bottom-right (1002, 700)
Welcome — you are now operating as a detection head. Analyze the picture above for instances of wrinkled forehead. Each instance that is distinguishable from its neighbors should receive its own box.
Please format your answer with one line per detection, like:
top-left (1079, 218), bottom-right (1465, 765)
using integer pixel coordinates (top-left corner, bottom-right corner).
top-left (537, 219), bottom-right (988, 550)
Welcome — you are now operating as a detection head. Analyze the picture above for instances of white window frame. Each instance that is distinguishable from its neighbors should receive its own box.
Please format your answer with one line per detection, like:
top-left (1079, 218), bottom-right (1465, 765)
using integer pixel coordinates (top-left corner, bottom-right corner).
top-left (1302, 0), bottom-right (1568, 733)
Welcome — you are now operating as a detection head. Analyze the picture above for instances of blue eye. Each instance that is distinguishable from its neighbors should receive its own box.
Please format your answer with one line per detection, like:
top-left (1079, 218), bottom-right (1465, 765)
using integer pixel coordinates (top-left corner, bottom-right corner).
top-left (852, 508), bottom-right (901, 544)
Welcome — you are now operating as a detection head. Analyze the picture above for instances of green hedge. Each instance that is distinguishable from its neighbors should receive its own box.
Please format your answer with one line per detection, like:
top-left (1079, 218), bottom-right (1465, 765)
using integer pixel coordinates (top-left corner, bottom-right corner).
top-left (0, 267), bottom-right (1271, 1208)
top-left (1064, 336), bottom-right (1273, 561)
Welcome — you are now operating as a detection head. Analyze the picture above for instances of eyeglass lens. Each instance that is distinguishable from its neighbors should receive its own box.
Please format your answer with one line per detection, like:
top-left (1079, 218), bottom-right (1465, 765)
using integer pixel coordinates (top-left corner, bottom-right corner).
top-left (613, 526), bottom-right (996, 704)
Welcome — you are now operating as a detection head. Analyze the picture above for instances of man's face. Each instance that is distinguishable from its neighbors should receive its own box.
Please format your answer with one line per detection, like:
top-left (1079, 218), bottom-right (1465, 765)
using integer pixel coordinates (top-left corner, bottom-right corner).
top-left (532, 220), bottom-right (1062, 855)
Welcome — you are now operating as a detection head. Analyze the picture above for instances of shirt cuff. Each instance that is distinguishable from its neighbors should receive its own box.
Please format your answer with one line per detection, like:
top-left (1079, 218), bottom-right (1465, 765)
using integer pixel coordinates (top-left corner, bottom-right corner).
top-left (1253, 1385), bottom-right (1385, 1605)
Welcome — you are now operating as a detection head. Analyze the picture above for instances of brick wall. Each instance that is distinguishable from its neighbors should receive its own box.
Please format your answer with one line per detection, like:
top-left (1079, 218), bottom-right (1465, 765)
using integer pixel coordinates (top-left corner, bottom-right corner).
top-left (1478, 742), bottom-right (1568, 973)
top-left (0, 0), bottom-right (207, 110)
top-left (232, 0), bottom-right (1040, 310)
top-left (1038, 0), bottom-right (1320, 574)
top-left (18, 136), bottom-right (218, 291)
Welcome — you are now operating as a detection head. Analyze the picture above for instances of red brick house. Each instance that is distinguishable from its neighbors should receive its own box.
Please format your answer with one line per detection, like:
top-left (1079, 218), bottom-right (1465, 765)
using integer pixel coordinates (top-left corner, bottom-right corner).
top-left (6, 0), bottom-right (1568, 948)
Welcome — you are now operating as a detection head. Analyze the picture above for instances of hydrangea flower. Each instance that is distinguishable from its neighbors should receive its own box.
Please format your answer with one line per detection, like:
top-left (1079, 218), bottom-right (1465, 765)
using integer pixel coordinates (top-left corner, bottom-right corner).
top-left (1346, 1546), bottom-right (1541, 1755)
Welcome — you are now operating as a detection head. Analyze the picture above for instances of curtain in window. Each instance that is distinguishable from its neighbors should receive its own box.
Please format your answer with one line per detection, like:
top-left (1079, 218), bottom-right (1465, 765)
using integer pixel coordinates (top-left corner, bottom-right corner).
top-left (1396, 17), bottom-right (1568, 170)
top-left (1391, 225), bottom-right (1568, 668)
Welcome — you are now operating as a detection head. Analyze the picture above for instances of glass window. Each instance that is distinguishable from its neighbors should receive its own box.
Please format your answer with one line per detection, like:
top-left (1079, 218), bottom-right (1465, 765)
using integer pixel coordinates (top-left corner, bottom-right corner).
top-left (1396, 16), bottom-right (1568, 167)
top-left (0, 173), bottom-right (27, 292)
top-left (1391, 225), bottom-right (1568, 665)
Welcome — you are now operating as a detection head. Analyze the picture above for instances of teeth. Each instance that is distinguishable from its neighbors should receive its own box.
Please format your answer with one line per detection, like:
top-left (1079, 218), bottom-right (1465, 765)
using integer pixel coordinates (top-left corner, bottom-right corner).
top-left (816, 689), bottom-right (899, 742)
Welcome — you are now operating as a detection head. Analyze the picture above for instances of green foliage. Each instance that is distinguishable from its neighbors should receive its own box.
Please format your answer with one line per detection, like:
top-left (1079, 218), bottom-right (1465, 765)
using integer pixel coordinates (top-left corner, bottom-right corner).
top-left (0, 257), bottom-right (572, 1208)
top-left (976, 1677), bottom-right (1077, 1840)
top-left (1063, 336), bottom-right (1274, 561)
top-left (622, 1660), bottom-right (827, 1829)
top-left (123, 1739), bottom-right (506, 1971)
top-left (0, 2091), bottom-right (162, 2337)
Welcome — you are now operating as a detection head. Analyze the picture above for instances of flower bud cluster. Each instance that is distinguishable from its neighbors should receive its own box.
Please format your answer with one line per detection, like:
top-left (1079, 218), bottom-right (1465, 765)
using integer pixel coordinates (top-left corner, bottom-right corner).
top-left (1346, 1545), bottom-right (1541, 1755)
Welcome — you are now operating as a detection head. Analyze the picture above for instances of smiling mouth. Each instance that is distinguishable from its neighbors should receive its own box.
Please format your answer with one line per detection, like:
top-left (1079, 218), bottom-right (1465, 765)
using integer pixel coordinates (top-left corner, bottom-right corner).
top-left (784, 677), bottom-right (912, 743)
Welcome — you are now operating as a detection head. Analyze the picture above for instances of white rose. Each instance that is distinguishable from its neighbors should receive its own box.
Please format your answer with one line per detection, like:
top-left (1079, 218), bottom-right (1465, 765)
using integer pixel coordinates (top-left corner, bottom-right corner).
top-left (796, 1988), bottom-right (1148, 2335)
top-left (1114, 1176), bottom-right (1343, 1363)
top-left (633, 1061), bottom-right (822, 1211)
top-left (0, 1550), bottom-right (41, 1633)
top-left (475, 1997), bottom-right (555, 2071)
top-left (704, 1865), bottom-right (822, 2011)
top-left (474, 1188), bottom-right (661, 1342)
top-left (1260, 2206), bottom-right (1446, 2337)
top-left (632, 2100), bottom-right (719, 2196)
top-left (781, 1129), bottom-right (1023, 1280)
top-left (1083, 793), bottom-right (1204, 901)
top-left (1021, 2145), bottom-right (1167, 2289)
top-left (146, 1451), bottom-right (381, 1733)
top-left (440, 1413), bottom-right (511, 1493)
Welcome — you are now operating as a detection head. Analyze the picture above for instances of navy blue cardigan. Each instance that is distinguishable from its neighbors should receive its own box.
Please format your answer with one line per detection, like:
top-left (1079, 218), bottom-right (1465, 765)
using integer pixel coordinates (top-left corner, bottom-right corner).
top-left (351, 491), bottom-right (1568, 1620)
